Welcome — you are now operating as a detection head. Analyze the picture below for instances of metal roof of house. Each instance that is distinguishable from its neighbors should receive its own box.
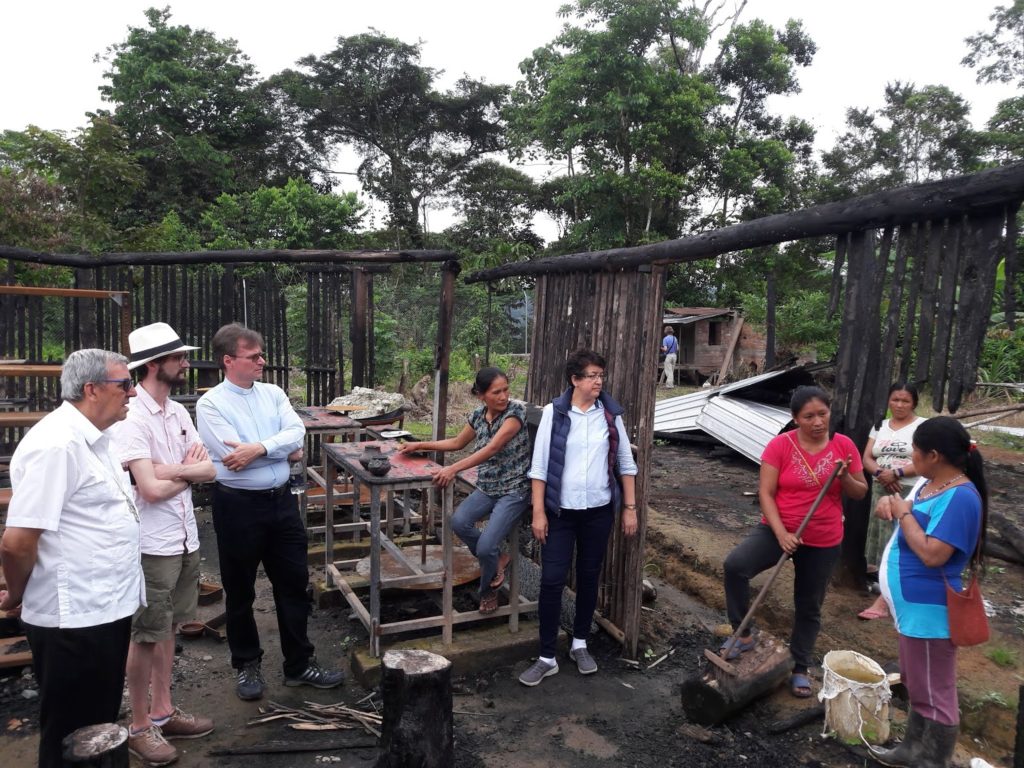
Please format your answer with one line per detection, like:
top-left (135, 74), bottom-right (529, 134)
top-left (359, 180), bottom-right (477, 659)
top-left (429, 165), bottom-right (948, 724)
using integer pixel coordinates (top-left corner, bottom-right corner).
top-left (695, 397), bottom-right (792, 463)
top-left (662, 307), bottom-right (734, 325)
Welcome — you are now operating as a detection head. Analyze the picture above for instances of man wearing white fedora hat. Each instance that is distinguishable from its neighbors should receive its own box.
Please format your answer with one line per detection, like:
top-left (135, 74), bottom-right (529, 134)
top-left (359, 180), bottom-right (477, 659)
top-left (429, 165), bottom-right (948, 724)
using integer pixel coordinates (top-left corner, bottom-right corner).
top-left (113, 322), bottom-right (217, 765)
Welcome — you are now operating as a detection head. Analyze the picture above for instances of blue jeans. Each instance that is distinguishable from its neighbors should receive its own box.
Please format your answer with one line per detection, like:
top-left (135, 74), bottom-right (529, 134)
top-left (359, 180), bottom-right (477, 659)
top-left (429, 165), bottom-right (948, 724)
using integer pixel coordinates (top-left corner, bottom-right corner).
top-left (451, 488), bottom-right (529, 598)
top-left (538, 504), bottom-right (615, 658)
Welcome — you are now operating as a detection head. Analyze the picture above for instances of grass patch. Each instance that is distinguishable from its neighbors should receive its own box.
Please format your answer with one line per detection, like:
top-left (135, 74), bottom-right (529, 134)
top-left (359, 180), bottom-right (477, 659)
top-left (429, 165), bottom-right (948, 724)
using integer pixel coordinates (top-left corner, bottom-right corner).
top-left (986, 646), bottom-right (1019, 668)
top-left (975, 430), bottom-right (1024, 453)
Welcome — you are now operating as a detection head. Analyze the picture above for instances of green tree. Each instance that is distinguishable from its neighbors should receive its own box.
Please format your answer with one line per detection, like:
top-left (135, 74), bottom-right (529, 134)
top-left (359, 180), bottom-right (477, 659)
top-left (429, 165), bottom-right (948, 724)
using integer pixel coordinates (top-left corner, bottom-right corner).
top-left (272, 32), bottom-right (507, 248)
top-left (97, 7), bottom-right (311, 224)
top-left (443, 160), bottom-right (543, 252)
top-left (820, 82), bottom-right (983, 199)
top-left (963, 1), bottom-right (1024, 87)
top-left (200, 178), bottom-right (365, 249)
top-left (507, 0), bottom-right (722, 250)
top-left (0, 116), bottom-right (143, 250)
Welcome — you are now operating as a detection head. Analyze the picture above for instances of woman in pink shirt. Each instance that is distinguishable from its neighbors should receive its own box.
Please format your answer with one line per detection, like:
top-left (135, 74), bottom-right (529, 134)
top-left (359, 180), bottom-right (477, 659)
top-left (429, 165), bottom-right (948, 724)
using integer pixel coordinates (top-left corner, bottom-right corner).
top-left (722, 386), bottom-right (868, 698)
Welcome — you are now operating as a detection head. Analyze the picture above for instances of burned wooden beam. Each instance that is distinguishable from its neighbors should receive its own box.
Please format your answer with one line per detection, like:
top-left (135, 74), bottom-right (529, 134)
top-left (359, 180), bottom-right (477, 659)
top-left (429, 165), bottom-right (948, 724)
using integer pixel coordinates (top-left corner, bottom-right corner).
top-left (466, 163), bottom-right (1024, 282)
top-left (0, 246), bottom-right (458, 268)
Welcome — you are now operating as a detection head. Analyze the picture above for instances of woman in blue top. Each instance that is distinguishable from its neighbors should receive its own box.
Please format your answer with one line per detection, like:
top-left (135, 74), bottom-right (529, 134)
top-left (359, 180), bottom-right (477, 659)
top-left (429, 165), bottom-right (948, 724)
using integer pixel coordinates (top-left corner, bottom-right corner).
top-left (398, 367), bottom-right (530, 614)
top-left (874, 417), bottom-right (987, 768)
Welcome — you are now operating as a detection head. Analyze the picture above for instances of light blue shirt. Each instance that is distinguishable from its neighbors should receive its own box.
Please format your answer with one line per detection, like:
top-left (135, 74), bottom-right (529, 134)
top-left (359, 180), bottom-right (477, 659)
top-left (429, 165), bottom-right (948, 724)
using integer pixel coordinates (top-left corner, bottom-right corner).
top-left (528, 399), bottom-right (638, 510)
top-left (196, 380), bottom-right (305, 490)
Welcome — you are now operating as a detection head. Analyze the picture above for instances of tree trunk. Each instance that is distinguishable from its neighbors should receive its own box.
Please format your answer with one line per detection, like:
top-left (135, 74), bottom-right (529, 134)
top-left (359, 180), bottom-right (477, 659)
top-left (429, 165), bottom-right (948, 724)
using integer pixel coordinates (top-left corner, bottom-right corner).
top-left (375, 650), bottom-right (453, 768)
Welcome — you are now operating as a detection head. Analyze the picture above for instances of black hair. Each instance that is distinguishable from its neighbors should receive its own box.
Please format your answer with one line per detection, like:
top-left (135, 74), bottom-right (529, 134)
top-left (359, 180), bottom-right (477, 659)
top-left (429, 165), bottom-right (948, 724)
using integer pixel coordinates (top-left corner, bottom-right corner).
top-left (471, 367), bottom-right (507, 396)
top-left (565, 349), bottom-right (607, 386)
top-left (888, 381), bottom-right (919, 408)
top-left (789, 385), bottom-right (831, 417)
top-left (912, 416), bottom-right (988, 567)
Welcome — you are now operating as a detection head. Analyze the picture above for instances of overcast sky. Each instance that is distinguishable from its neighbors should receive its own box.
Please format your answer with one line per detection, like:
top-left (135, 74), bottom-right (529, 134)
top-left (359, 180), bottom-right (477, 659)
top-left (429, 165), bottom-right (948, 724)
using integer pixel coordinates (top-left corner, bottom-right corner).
top-left (2, 1), bottom-right (1016, 234)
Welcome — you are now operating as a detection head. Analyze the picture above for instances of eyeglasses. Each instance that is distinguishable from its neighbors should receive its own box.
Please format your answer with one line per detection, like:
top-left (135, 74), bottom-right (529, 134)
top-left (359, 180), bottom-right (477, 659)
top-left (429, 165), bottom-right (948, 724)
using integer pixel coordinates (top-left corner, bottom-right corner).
top-left (577, 372), bottom-right (608, 381)
top-left (228, 352), bottom-right (266, 363)
top-left (161, 353), bottom-right (189, 364)
top-left (95, 378), bottom-right (133, 392)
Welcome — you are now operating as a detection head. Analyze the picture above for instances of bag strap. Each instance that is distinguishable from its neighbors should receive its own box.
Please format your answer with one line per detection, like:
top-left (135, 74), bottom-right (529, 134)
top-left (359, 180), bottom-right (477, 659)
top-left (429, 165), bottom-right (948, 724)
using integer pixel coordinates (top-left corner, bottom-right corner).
top-left (786, 432), bottom-right (824, 489)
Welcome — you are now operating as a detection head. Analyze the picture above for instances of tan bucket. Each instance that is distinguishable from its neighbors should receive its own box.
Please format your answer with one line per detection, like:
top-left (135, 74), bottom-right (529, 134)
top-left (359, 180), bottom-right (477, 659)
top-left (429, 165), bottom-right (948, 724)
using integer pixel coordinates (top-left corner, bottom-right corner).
top-left (818, 649), bottom-right (891, 745)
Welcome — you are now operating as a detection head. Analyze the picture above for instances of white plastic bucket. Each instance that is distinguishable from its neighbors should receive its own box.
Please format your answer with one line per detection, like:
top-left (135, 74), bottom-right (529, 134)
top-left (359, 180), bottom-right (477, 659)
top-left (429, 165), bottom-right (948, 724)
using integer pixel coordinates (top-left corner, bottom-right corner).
top-left (818, 649), bottom-right (891, 745)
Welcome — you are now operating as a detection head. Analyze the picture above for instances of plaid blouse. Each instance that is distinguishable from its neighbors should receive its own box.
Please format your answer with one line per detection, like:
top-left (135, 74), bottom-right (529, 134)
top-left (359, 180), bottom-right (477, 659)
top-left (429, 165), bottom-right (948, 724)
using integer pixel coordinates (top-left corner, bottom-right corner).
top-left (468, 400), bottom-right (530, 497)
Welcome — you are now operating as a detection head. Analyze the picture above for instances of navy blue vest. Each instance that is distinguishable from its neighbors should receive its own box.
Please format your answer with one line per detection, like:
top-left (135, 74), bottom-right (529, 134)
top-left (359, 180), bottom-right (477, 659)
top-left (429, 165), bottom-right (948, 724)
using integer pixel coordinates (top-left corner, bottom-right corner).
top-left (543, 387), bottom-right (625, 514)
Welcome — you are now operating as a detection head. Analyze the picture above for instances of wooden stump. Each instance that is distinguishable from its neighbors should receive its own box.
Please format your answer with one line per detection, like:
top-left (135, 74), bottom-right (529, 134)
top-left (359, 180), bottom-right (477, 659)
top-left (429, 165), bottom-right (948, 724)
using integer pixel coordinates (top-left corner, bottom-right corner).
top-left (680, 633), bottom-right (793, 725)
top-left (375, 650), bottom-right (453, 768)
top-left (61, 723), bottom-right (129, 767)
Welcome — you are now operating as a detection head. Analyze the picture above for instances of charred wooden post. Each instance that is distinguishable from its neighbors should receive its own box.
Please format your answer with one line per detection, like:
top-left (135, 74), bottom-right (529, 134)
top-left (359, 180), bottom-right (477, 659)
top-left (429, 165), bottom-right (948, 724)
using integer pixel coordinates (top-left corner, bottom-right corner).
top-left (898, 228), bottom-right (925, 383)
top-left (350, 268), bottom-right (368, 388)
top-left (61, 723), bottom-right (129, 767)
top-left (929, 218), bottom-right (964, 410)
top-left (367, 271), bottom-right (376, 388)
top-left (914, 220), bottom-right (945, 386)
top-left (432, 261), bottom-right (459, 447)
top-left (375, 650), bottom-right (453, 768)
top-left (1005, 211), bottom-right (1019, 332)
top-left (1015, 683), bottom-right (1023, 768)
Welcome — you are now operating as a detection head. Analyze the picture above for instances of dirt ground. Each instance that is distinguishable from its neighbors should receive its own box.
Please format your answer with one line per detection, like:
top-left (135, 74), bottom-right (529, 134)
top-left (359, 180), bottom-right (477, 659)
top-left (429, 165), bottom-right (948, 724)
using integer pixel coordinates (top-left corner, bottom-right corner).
top-left (1, 439), bottom-right (1021, 767)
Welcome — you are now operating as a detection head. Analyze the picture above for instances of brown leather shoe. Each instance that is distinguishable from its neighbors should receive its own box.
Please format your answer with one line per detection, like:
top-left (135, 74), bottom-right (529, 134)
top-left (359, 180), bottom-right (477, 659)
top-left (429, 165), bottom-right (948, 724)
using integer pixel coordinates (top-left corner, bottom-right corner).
top-left (128, 725), bottom-right (178, 766)
top-left (159, 708), bottom-right (214, 739)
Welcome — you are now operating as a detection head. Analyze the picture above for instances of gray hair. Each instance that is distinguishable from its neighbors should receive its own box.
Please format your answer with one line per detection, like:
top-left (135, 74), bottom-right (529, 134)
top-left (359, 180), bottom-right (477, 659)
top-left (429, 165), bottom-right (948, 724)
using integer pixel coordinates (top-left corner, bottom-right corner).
top-left (61, 349), bottom-right (129, 401)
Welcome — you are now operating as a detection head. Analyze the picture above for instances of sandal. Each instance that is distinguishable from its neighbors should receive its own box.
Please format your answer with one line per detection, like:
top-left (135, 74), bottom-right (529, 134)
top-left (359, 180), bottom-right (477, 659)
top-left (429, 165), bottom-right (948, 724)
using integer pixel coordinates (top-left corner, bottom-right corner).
top-left (479, 592), bottom-right (499, 614)
top-left (790, 673), bottom-right (813, 698)
top-left (719, 635), bottom-right (756, 661)
top-left (489, 553), bottom-right (512, 589)
top-left (857, 607), bottom-right (889, 620)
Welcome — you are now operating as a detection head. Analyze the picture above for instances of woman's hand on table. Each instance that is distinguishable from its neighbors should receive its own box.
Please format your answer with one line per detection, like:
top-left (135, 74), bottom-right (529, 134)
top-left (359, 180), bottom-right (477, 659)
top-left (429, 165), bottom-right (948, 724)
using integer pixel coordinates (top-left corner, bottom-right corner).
top-left (430, 465), bottom-right (458, 488)
top-left (396, 441), bottom-right (424, 455)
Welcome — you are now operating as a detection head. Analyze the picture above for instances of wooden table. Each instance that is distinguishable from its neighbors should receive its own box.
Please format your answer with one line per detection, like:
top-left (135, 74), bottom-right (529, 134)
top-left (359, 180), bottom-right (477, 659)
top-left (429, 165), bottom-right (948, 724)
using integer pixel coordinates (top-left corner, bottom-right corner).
top-left (296, 407), bottom-right (366, 531)
top-left (324, 441), bottom-right (453, 656)
top-left (322, 441), bottom-right (533, 656)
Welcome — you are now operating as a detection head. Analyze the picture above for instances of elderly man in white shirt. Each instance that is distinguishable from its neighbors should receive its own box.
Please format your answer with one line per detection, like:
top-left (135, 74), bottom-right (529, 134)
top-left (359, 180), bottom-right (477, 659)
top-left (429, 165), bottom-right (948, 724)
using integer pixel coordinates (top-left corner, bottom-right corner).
top-left (113, 322), bottom-right (217, 765)
top-left (0, 349), bottom-right (145, 768)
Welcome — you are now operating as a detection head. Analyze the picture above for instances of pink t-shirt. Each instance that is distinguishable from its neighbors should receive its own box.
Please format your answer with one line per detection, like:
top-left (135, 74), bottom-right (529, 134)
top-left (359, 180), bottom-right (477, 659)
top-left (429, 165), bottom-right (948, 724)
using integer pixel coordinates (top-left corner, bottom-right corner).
top-left (760, 431), bottom-right (862, 548)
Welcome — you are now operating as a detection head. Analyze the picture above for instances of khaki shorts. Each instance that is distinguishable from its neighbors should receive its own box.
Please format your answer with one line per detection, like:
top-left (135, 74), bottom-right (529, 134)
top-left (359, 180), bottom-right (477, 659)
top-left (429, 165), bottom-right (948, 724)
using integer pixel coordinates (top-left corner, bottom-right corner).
top-left (132, 549), bottom-right (201, 643)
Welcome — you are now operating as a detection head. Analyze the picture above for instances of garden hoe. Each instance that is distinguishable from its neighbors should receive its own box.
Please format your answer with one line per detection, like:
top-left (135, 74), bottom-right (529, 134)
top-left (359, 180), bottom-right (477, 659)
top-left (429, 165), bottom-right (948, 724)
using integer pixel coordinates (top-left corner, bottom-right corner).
top-left (680, 459), bottom-right (844, 725)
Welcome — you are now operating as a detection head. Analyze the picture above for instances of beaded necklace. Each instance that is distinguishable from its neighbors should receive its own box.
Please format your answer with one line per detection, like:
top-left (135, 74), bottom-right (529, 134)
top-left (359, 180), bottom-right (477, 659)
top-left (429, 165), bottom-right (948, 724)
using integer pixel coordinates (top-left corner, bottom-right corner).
top-left (917, 473), bottom-right (965, 500)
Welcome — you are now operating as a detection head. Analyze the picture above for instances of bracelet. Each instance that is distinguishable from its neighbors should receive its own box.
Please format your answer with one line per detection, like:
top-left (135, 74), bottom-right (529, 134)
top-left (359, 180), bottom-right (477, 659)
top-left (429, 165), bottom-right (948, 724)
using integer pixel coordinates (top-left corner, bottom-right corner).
top-left (897, 467), bottom-right (904, 478)
top-left (898, 510), bottom-right (912, 522)
top-left (873, 469), bottom-right (883, 478)
top-left (624, 504), bottom-right (637, 510)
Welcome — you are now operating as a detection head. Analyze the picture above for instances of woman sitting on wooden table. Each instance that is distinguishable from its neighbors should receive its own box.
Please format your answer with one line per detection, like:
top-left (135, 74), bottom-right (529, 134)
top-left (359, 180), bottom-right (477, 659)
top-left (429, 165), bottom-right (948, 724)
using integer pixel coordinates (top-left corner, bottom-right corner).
top-left (398, 367), bottom-right (529, 614)
top-left (722, 385), bottom-right (867, 698)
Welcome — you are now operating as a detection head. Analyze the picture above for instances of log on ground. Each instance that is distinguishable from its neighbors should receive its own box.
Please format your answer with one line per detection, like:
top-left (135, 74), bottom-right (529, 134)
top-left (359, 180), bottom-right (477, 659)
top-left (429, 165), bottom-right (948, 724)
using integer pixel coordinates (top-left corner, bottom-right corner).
top-left (375, 649), bottom-right (453, 768)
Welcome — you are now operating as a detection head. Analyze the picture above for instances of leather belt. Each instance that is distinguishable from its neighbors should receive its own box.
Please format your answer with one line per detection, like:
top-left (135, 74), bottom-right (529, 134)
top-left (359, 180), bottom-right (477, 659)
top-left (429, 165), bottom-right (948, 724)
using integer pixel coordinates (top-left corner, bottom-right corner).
top-left (215, 482), bottom-right (290, 498)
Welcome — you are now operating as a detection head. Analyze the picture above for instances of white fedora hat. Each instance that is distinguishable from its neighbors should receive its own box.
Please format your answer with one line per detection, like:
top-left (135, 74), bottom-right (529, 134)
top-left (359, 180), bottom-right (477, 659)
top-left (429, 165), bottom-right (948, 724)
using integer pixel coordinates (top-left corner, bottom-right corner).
top-left (127, 322), bottom-right (200, 370)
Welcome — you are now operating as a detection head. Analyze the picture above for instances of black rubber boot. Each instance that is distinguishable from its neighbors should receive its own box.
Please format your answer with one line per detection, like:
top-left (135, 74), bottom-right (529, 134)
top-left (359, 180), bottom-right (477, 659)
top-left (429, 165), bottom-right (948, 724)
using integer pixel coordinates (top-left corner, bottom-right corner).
top-left (870, 710), bottom-right (926, 768)
top-left (918, 718), bottom-right (958, 768)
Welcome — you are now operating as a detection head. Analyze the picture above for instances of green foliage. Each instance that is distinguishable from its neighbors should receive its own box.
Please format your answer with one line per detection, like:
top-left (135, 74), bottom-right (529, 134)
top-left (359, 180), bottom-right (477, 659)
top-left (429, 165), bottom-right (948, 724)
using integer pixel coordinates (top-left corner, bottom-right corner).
top-left (979, 326), bottom-right (1024, 383)
top-left (963, 1), bottom-right (1024, 88)
top-left (273, 31), bottom-right (507, 248)
top-left (200, 178), bottom-right (365, 249)
top-left (739, 287), bottom-right (839, 359)
top-left (98, 7), bottom-right (310, 223)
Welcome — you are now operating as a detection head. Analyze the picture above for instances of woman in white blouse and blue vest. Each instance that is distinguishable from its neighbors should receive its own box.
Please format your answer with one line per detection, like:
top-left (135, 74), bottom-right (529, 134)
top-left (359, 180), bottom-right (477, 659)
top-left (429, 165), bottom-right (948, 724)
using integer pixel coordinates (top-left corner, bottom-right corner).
top-left (519, 349), bottom-right (638, 687)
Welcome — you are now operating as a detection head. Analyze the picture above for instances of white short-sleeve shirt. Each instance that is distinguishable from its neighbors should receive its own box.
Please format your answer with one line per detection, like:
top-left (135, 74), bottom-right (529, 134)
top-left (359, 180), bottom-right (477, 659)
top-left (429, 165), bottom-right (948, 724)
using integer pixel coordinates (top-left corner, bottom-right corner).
top-left (111, 384), bottom-right (201, 556)
top-left (6, 402), bottom-right (144, 628)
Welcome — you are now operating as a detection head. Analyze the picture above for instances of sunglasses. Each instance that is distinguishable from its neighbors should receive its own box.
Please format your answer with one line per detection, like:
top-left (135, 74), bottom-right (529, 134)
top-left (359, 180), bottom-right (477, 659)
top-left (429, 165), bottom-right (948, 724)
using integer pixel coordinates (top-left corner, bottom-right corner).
top-left (96, 378), bottom-right (134, 392)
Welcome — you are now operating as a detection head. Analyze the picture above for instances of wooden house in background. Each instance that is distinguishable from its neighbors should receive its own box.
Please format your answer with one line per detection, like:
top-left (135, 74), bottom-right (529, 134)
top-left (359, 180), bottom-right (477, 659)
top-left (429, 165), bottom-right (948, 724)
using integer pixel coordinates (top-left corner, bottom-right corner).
top-left (662, 307), bottom-right (766, 385)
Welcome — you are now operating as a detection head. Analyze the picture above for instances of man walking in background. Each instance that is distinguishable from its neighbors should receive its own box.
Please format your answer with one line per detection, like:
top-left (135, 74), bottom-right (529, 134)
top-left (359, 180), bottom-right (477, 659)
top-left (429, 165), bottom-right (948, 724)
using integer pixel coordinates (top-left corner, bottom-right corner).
top-left (0, 349), bottom-right (144, 768)
top-left (197, 323), bottom-right (343, 701)
top-left (660, 325), bottom-right (678, 388)
top-left (115, 323), bottom-right (217, 765)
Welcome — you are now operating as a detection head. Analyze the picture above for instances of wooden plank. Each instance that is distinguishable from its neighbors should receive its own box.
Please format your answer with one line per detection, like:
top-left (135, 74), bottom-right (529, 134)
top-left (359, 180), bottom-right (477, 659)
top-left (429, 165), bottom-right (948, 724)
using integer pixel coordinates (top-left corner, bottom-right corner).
top-left (914, 221), bottom-right (946, 386)
top-left (0, 285), bottom-right (128, 299)
top-left (0, 635), bottom-right (32, 669)
top-left (0, 411), bottom-right (46, 428)
top-left (0, 364), bottom-right (62, 377)
top-left (930, 218), bottom-right (964, 410)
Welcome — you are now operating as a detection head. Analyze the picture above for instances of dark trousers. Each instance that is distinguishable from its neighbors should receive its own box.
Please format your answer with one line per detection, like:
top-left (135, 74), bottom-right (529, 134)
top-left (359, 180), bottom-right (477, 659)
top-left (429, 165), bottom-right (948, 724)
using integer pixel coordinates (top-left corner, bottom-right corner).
top-left (723, 523), bottom-right (840, 671)
top-left (212, 484), bottom-right (314, 677)
top-left (23, 617), bottom-right (131, 768)
top-left (538, 504), bottom-right (615, 658)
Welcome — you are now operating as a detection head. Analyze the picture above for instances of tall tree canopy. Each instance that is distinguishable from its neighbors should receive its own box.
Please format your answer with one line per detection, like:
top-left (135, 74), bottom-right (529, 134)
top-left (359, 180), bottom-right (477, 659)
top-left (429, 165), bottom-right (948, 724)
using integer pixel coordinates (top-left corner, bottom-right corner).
top-left (97, 6), bottom-right (310, 223)
top-left (272, 32), bottom-right (507, 249)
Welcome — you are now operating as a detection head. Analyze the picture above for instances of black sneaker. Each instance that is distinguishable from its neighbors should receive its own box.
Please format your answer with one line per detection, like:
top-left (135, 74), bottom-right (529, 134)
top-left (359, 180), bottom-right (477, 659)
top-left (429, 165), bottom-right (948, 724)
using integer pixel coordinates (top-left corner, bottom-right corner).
top-left (284, 659), bottom-right (344, 689)
top-left (236, 661), bottom-right (265, 701)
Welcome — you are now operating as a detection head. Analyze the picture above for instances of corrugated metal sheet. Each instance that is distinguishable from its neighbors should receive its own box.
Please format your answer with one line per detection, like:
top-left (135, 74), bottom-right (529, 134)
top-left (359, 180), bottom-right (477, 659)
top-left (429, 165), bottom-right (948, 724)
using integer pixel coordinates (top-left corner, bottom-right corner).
top-left (653, 387), bottom-right (714, 432)
top-left (695, 397), bottom-right (792, 463)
